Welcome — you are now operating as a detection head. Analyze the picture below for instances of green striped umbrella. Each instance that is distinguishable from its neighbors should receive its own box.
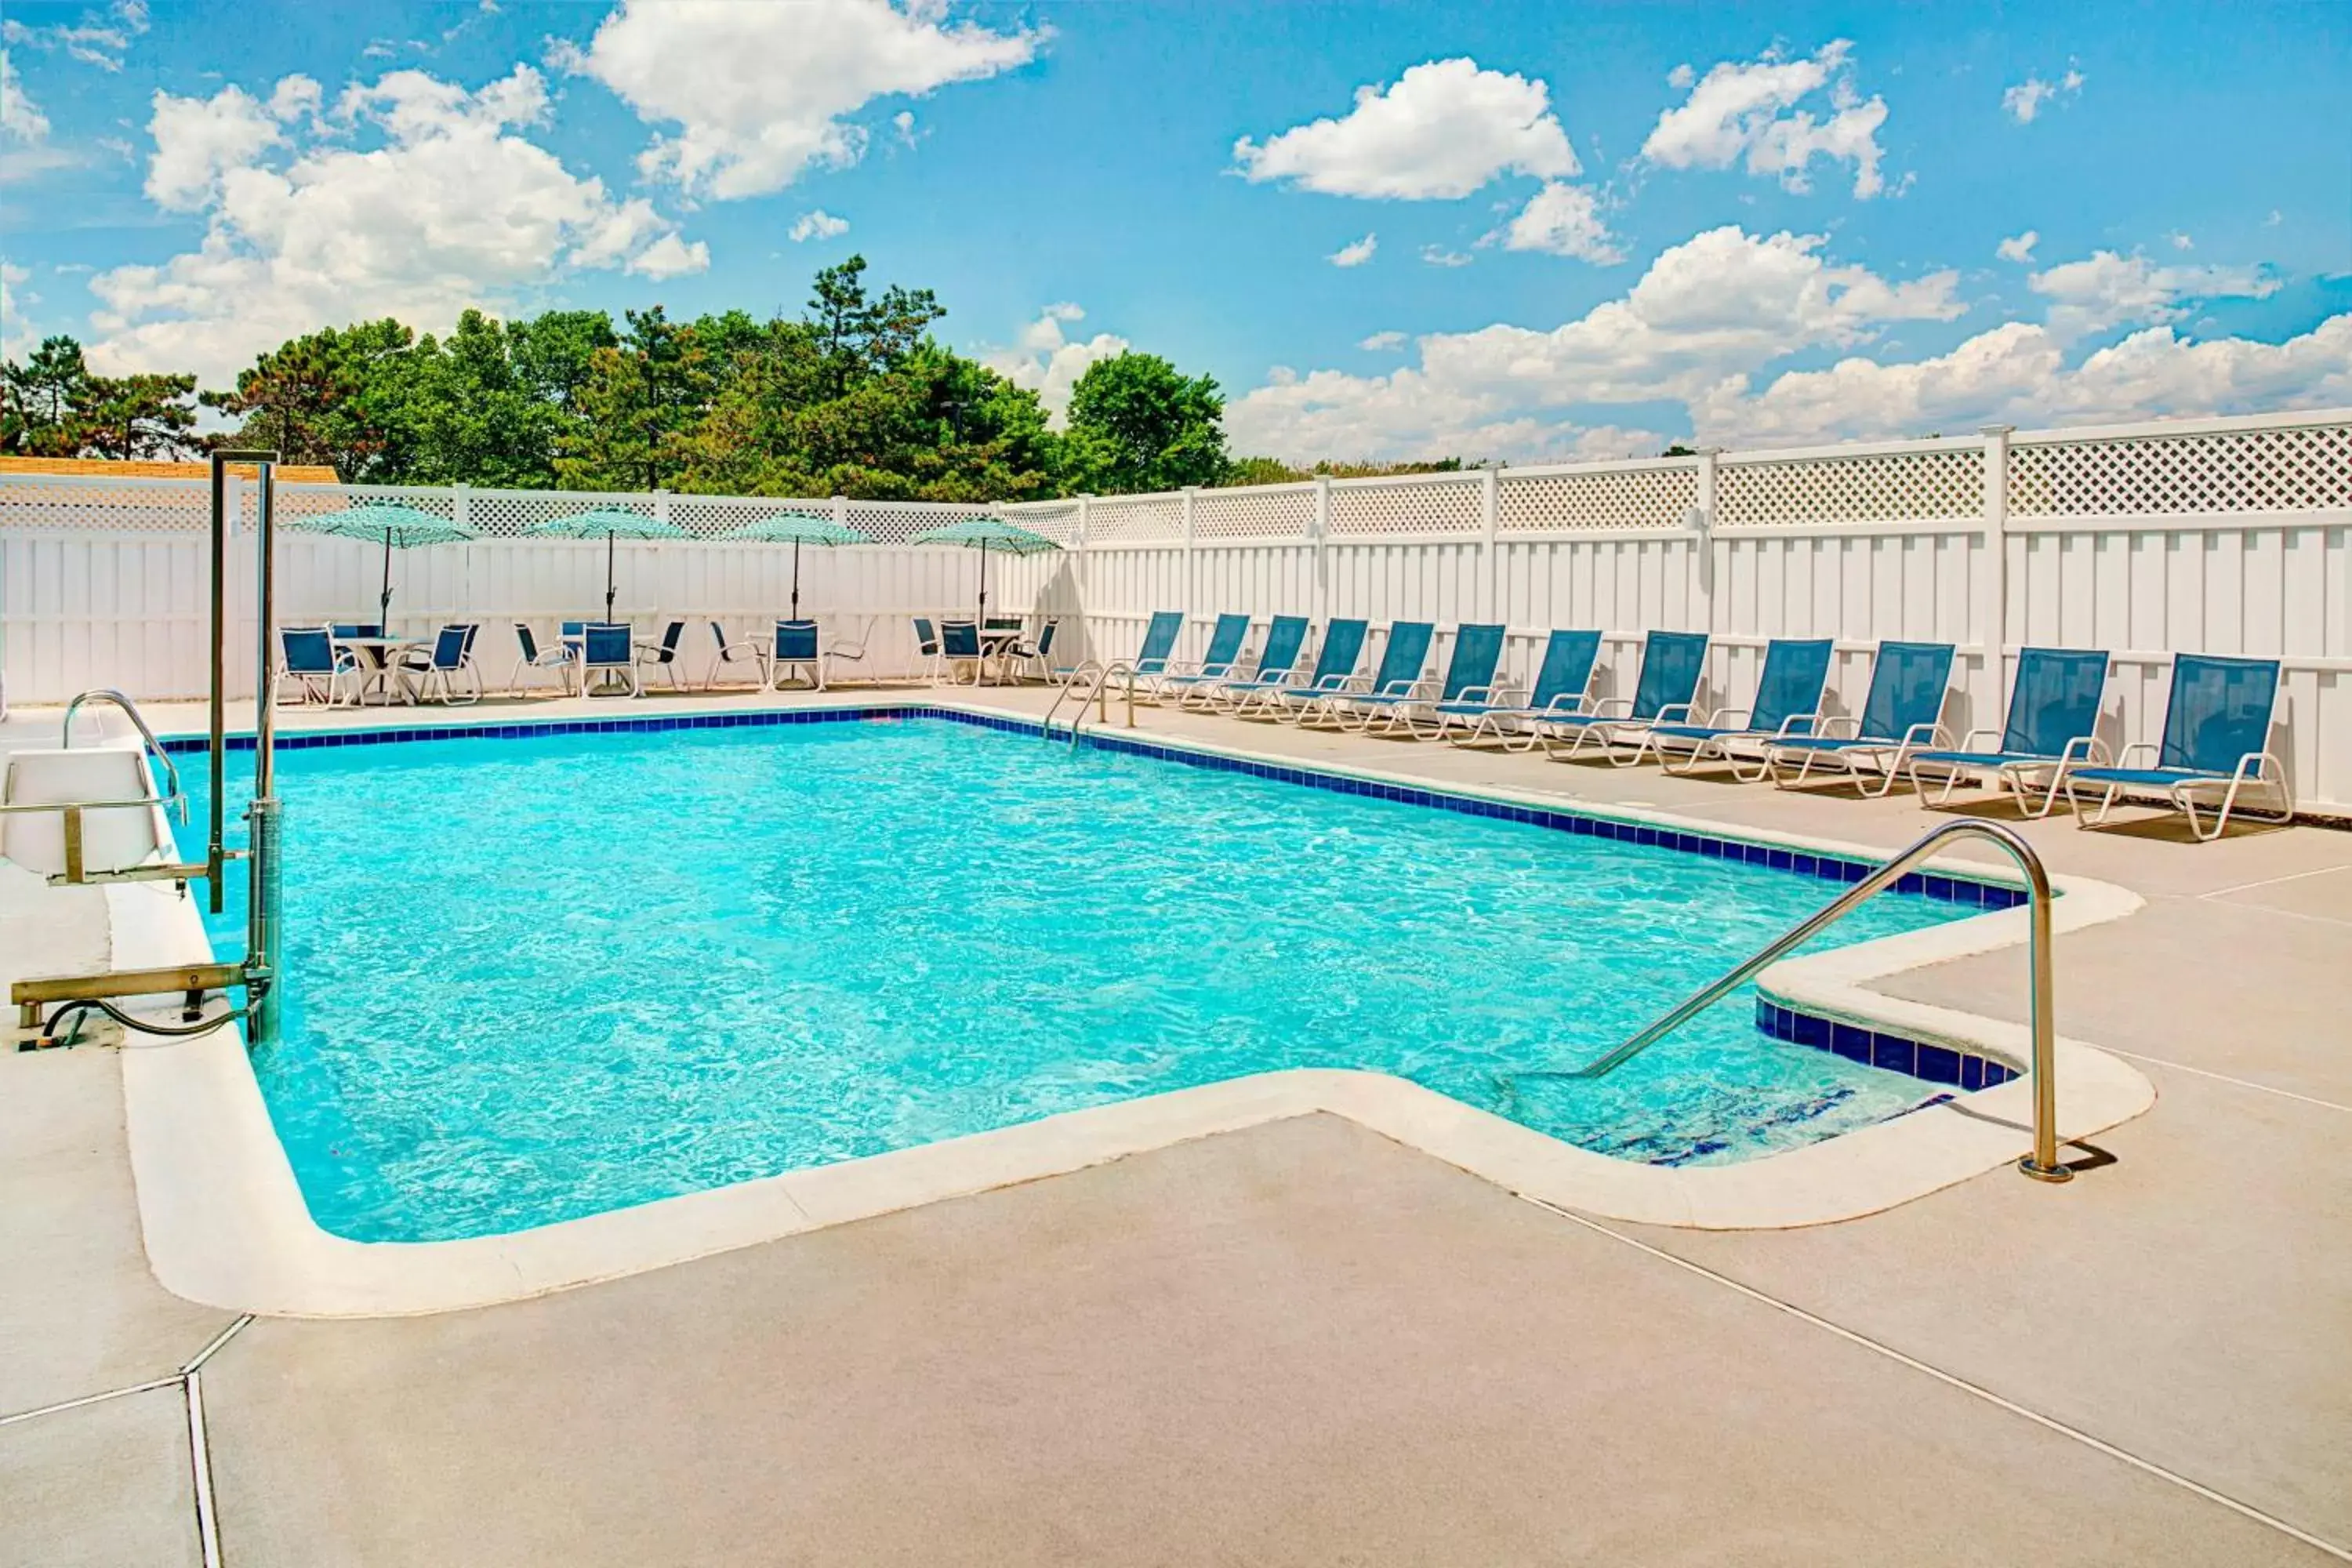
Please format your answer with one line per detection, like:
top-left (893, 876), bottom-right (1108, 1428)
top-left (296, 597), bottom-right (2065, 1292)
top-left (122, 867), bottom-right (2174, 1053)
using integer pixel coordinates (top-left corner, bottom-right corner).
top-left (719, 512), bottom-right (868, 618)
top-left (528, 508), bottom-right (690, 619)
top-left (285, 503), bottom-right (477, 622)
top-left (910, 516), bottom-right (1060, 623)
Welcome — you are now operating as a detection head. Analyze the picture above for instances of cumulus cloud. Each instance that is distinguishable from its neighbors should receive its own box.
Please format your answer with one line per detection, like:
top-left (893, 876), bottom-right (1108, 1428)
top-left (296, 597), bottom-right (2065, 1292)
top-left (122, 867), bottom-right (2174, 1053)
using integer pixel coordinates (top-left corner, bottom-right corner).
top-left (1642, 41), bottom-right (1889, 198)
top-left (1327, 232), bottom-right (1377, 267)
top-left (1359, 330), bottom-right (1406, 351)
top-left (2029, 249), bottom-right (2278, 340)
top-left (983, 303), bottom-right (1127, 425)
top-left (2002, 65), bottom-right (2084, 124)
top-left (564, 0), bottom-right (1041, 200)
top-left (1996, 230), bottom-right (2038, 263)
top-left (2, 260), bottom-right (33, 358)
top-left (2, 48), bottom-right (51, 143)
top-left (1232, 58), bottom-right (1578, 200)
top-left (1421, 245), bottom-right (1473, 268)
top-left (88, 64), bottom-right (698, 383)
top-left (1497, 181), bottom-right (1623, 263)
top-left (789, 209), bottom-right (850, 242)
top-left (1, 0), bottom-right (148, 72)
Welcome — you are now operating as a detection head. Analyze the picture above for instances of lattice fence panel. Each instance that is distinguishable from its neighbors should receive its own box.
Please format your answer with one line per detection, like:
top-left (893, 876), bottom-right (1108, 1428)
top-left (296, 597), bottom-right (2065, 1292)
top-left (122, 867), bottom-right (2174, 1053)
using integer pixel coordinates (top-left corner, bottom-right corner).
top-left (1194, 485), bottom-right (1315, 540)
top-left (0, 477), bottom-right (209, 532)
top-left (1328, 476), bottom-right (1481, 536)
top-left (1000, 499), bottom-right (1083, 545)
top-left (840, 499), bottom-right (991, 546)
top-left (1498, 465), bottom-right (1697, 532)
top-left (2009, 423), bottom-right (2352, 516)
top-left (1086, 495), bottom-right (1185, 543)
top-left (1717, 448), bottom-right (1984, 527)
top-left (457, 488), bottom-right (636, 538)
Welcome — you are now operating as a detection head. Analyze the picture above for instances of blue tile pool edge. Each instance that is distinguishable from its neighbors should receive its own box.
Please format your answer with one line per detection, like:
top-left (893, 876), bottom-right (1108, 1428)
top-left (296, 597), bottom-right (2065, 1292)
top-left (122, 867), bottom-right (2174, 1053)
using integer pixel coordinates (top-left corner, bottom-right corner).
top-left (158, 702), bottom-right (2031, 920)
top-left (1752, 995), bottom-right (2016, 1092)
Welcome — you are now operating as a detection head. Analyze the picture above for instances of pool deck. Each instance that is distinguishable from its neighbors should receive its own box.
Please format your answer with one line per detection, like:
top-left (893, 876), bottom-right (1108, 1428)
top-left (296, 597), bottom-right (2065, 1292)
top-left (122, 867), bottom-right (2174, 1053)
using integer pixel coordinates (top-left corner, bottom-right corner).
top-left (5, 684), bottom-right (2349, 1565)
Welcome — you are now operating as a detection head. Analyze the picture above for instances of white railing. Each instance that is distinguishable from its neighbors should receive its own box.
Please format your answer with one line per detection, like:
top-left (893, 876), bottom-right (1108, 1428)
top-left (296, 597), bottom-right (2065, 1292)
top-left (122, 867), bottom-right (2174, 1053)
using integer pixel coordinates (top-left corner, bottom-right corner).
top-left (5, 408), bottom-right (2349, 811)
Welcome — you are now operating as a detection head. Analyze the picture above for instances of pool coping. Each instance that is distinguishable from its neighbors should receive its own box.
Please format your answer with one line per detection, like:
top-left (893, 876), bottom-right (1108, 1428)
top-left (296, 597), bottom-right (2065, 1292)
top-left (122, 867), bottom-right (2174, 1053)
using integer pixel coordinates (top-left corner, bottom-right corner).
top-left (107, 697), bottom-right (2153, 1317)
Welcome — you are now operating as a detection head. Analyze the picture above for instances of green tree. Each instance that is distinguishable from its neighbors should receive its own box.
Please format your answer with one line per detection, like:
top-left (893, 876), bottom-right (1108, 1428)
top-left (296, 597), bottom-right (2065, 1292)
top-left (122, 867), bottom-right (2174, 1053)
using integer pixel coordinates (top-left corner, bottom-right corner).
top-left (2, 336), bottom-right (96, 456)
top-left (1061, 352), bottom-right (1229, 494)
top-left (74, 371), bottom-right (201, 459)
top-left (202, 320), bottom-right (414, 480)
top-left (807, 255), bottom-right (945, 397)
top-left (557, 307), bottom-right (717, 492)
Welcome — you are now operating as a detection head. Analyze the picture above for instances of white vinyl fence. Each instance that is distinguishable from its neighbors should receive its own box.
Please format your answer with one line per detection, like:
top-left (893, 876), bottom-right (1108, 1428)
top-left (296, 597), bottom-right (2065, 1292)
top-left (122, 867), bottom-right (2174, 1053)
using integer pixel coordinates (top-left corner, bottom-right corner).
top-left (5, 408), bottom-right (2350, 813)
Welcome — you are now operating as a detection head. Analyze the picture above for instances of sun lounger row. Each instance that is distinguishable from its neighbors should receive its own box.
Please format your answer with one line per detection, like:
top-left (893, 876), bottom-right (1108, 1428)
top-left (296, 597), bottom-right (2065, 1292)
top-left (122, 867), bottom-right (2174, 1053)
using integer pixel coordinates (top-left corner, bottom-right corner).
top-left (1107, 611), bottom-right (2293, 840)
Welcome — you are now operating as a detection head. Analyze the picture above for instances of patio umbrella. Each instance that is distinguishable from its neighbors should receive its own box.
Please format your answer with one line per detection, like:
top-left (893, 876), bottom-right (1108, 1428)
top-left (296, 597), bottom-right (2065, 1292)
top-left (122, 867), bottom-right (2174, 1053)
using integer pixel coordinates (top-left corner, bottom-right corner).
top-left (528, 507), bottom-right (690, 620)
top-left (285, 502), bottom-right (477, 623)
top-left (718, 512), bottom-right (868, 619)
top-left (910, 516), bottom-right (1061, 623)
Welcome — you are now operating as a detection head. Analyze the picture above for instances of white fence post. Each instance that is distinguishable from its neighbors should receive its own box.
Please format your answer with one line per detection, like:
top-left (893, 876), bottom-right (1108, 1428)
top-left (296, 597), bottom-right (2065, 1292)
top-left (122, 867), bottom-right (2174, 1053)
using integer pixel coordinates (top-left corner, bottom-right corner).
top-left (1182, 485), bottom-right (1199, 633)
top-left (1980, 424), bottom-right (2013, 678)
top-left (1693, 448), bottom-right (1720, 636)
top-left (1313, 475), bottom-right (1333, 628)
top-left (831, 493), bottom-right (848, 526)
top-left (1479, 463), bottom-right (1501, 622)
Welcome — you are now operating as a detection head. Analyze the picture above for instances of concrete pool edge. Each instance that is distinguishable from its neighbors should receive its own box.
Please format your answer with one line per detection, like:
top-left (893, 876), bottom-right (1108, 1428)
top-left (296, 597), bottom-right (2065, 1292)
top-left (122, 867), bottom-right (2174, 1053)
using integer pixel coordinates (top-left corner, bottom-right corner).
top-left (108, 701), bottom-right (2154, 1317)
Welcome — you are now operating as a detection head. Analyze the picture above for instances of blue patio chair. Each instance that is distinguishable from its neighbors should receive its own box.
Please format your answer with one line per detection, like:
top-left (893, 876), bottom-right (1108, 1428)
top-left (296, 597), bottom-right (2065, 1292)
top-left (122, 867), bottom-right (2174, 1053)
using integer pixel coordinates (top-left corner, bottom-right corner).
top-left (939, 619), bottom-right (984, 685)
top-left (1534, 630), bottom-right (1709, 762)
top-left (1763, 641), bottom-right (1956, 796)
top-left (1439, 629), bottom-right (1603, 749)
top-left (330, 622), bottom-right (383, 640)
top-left (1628, 637), bottom-right (1835, 776)
top-left (1203, 615), bottom-right (1311, 710)
top-left (1006, 620), bottom-right (1066, 684)
top-left (278, 626), bottom-right (358, 706)
top-left (910, 617), bottom-right (946, 683)
top-left (1251, 619), bottom-right (1370, 720)
top-left (1301, 620), bottom-right (1438, 731)
top-left (1151, 612), bottom-right (1253, 702)
top-left (770, 619), bottom-right (824, 690)
top-left (2065, 654), bottom-right (2290, 839)
top-left (1907, 647), bottom-right (2111, 816)
top-left (508, 621), bottom-right (575, 696)
top-left (397, 622), bottom-right (482, 706)
top-left (1334, 622), bottom-right (1507, 737)
top-left (633, 619), bottom-right (688, 692)
top-left (1129, 610), bottom-right (1185, 687)
top-left (579, 622), bottom-right (640, 699)
top-left (704, 620), bottom-right (768, 690)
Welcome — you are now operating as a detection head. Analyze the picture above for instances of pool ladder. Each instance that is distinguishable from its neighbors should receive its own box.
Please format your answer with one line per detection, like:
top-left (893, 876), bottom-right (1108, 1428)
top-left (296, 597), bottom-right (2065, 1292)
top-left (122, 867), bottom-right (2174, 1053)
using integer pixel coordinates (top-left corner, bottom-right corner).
top-left (1504, 818), bottom-right (2072, 1184)
top-left (1042, 659), bottom-right (1140, 744)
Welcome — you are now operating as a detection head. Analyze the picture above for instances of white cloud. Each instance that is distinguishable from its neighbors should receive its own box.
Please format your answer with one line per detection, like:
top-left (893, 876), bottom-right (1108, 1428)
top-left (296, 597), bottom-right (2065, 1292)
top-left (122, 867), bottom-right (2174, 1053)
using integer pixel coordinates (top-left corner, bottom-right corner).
top-left (1359, 330), bottom-right (1406, 351)
top-left (1642, 40), bottom-right (1889, 198)
top-left (565, 0), bottom-right (1041, 200)
top-left (88, 65), bottom-right (697, 383)
top-left (2265, 209), bottom-right (2283, 227)
top-left (1, 0), bottom-right (148, 73)
top-left (1421, 245), bottom-right (1472, 268)
top-left (2002, 65), bottom-right (2084, 124)
top-left (2029, 249), bottom-right (2278, 340)
top-left (983, 303), bottom-right (1127, 425)
top-left (1327, 232), bottom-right (1377, 267)
top-left (1497, 181), bottom-right (1623, 263)
top-left (1232, 58), bottom-right (1578, 200)
top-left (789, 209), bottom-right (850, 242)
top-left (1, 48), bottom-right (51, 143)
top-left (1996, 230), bottom-right (2038, 263)
top-left (2168, 230), bottom-right (2194, 251)
top-left (1229, 224), bottom-right (1962, 460)
top-left (2, 260), bottom-right (34, 358)
top-left (891, 109), bottom-right (916, 147)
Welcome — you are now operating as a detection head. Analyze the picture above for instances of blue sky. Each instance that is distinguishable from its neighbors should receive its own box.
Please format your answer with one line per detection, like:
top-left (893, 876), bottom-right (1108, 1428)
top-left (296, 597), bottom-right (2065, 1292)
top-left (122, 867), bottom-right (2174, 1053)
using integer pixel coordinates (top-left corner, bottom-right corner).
top-left (2, 0), bottom-right (2347, 459)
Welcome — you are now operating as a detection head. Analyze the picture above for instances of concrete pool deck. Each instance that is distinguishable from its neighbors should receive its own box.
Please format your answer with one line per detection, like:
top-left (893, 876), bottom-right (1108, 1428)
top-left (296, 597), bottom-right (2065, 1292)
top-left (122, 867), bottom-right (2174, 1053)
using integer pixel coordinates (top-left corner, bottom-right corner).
top-left (4, 684), bottom-right (2349, 1563)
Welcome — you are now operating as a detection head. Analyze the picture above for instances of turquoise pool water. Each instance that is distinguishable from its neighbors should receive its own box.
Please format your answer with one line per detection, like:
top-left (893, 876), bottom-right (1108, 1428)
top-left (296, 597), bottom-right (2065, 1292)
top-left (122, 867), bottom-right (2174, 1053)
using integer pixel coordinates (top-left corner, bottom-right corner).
top-left (180, 716), bottom-right (1965, 1243)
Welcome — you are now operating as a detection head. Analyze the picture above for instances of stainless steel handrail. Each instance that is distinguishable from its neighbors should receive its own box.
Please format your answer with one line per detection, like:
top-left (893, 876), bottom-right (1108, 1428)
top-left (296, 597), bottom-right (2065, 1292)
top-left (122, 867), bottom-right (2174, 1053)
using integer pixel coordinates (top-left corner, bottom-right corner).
top-left (60, 688), bottom-right (184, 820)
top-left (1042, 659), bottom-right (1139, 742)
top-left (1508, 818), bottom-right (2071, 1183)
top-left (1041, 660), bottom-right (1102, 739)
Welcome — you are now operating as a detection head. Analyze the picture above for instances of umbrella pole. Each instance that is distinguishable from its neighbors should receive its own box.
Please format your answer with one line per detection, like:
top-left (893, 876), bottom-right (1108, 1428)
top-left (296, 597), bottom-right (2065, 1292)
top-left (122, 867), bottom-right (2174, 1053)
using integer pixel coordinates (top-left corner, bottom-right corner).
top-left (379, 528), bottom-right (393, 626)
top-left (792, 538), bottom-right (802, 620)
top-left (604, 530), bottom-right (617, 621)
top-left (978, 543), bottom-right (988, 622)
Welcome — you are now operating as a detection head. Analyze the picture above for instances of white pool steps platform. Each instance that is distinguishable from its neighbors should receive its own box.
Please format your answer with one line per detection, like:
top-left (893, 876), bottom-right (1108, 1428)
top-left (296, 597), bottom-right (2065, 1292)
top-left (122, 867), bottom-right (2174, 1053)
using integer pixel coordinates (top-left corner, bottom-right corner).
top-left (1, 747), bottom-right (168, 879)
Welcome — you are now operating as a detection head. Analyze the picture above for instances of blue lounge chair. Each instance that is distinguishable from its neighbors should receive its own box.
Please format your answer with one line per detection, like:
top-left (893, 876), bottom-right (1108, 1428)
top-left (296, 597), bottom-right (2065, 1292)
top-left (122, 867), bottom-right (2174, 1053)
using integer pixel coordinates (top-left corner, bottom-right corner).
top-left (1205, 615), bottom-right (1310, 710)
top-left (397, 622), bottom-right (482, 706)
top-left (1127, 610), bottom-right (1185, 688)
top-left (1332, 623), bottom-right (1503, 737)
top-left (1534, 630), bottom-right (1709, 762)
top-left (1151, 612), bottom-right (1253, 702)
top-left (1907, 647), bottom-right (2110, 816)
top-left (1438, 629), bottom-right (1604, 750)
top-left (2066, 654), bottom-right (2289, 839)
top-left (579, 622), bottom-right (640, 699)
top-left (278, 626), bottom-right (358, 706)
top-left (510, 621), bottom-right (576, 695)
top-left (1250, 619), bottom-right (1370, 720)
top-left (770, 619), bottom-right (824, 689)
top-left (1763, 641), bottom-right (1956, 796)
top-left (1298, 621), bottom-right (1434, 728)
top-left (1629, 637), bottom-right (1835, 776)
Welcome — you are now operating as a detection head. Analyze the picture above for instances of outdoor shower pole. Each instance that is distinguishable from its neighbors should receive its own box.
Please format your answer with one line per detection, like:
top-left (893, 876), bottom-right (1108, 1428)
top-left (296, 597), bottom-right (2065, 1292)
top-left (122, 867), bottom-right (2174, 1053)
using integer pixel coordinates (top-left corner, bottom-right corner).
top-left (205, 455), bottom-right (230, 913)
top-left (246, 456), bottom-right (284, 1051)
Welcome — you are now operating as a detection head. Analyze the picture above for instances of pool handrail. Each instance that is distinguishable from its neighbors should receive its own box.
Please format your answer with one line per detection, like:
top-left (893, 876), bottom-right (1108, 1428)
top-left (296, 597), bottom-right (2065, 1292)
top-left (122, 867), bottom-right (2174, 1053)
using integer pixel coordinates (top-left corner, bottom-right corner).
top-left (1504, 817), bottom-right (2071, 1184)
top-left (60, 688), bottom-right (183, 820)
top-left (1044, 659), bottom-right (1139, 742)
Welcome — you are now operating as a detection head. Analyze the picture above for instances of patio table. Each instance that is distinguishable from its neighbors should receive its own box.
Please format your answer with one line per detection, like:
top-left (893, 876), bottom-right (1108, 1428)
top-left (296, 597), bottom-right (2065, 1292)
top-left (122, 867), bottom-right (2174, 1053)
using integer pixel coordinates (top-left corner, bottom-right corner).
top-left (334, 636), bottom-right (427, 706)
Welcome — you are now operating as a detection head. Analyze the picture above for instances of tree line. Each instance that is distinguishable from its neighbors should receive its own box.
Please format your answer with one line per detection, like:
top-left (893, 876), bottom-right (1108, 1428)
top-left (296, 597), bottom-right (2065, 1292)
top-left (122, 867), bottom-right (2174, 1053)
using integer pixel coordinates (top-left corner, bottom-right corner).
top-left (2, 256), bottom-right (1459, 499)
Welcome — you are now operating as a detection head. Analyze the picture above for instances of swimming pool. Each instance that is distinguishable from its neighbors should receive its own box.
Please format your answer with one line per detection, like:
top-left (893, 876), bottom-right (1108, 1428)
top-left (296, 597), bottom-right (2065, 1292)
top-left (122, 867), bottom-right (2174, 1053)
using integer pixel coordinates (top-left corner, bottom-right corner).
top-left (178, 711), bottom-right (1987, 1243)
